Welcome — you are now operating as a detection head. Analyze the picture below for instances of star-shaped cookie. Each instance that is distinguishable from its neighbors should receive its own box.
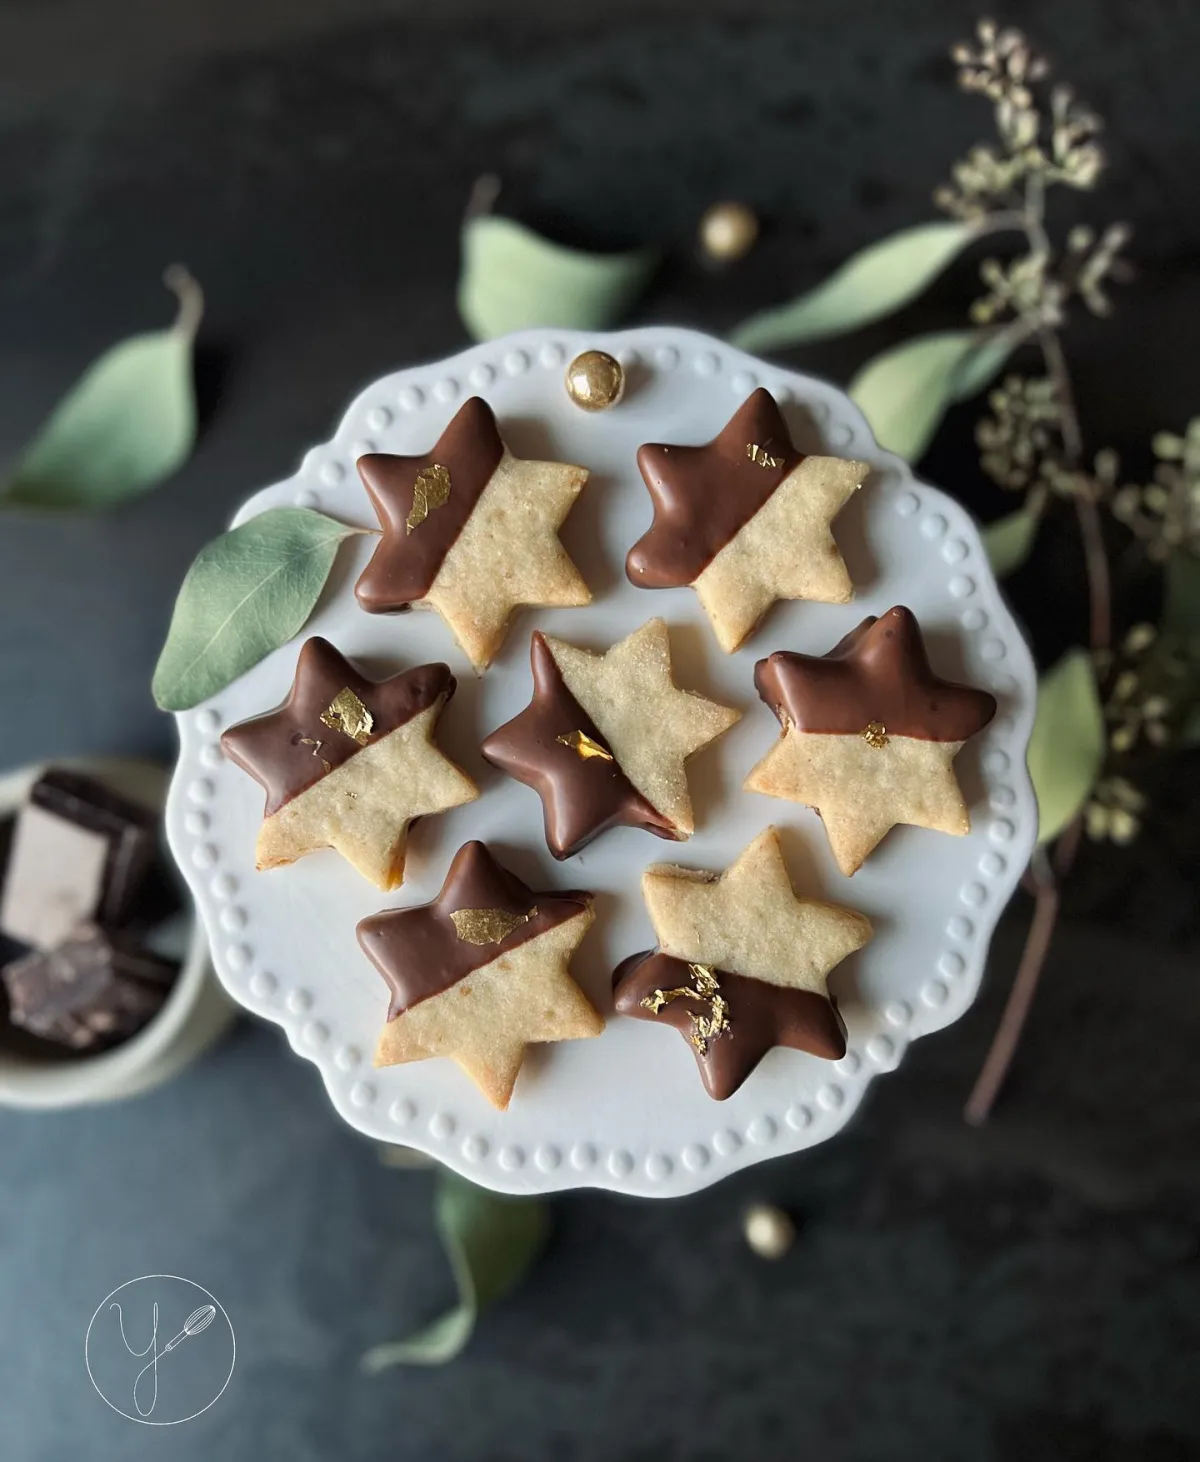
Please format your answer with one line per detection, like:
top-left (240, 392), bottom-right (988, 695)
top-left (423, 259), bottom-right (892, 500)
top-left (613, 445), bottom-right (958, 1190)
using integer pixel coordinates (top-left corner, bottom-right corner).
top-left (481, 619), bottom-right (741, 858)
top-left (221, 637), bottom-right (478, 890)
top-left (745, 606), bottom-right (997, 875)
top-left (626, 388), bottom-right (868, 652)
top-left (354, 396), bottom-right (591, 669)
top-left (613, 827), bottom-right (872, 1099)
top-left (359, 841), bottom-right (603, 1109)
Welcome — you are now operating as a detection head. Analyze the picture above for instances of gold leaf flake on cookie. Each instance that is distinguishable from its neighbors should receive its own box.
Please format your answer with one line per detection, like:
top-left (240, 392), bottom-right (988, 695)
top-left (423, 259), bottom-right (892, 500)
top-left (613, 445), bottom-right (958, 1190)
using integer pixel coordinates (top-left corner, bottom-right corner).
top-left (320, 687), bottom-right (373, 744)
top-left (220, 637), bottom-right (478, 890)
top-left (355, 396), bottom-right (591, 669)
top-left (613, 827), bottom-right (872, 1099)
top-left (556, 729), bottom-right (613, 762)
top-left (450, 906), bottom-right (536, 945)
top-left (626, 388), bottom-right (869, 652)
top-left (745, 606), bottom-right (998, 875)
top-left (406, 462), bottom-right (452, 533)
top-left (481, 619), bottom-right (741, 859)
top-left (360, 842), bottom-right (602, 1109)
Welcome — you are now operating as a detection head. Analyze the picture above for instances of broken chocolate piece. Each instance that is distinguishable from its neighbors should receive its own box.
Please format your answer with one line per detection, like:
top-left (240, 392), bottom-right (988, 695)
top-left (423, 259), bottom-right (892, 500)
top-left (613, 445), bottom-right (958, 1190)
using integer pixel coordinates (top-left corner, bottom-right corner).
top-left (0, 771), bottom-right (157, 950)
top-left (1, 923), bottom-right (177, 1052)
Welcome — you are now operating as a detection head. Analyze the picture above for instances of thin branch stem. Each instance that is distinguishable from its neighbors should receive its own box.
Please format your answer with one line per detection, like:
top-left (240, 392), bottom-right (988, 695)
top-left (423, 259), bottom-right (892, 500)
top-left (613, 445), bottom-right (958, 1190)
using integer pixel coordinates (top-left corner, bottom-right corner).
top-left (1037, 326), bottom-right (1112, 652)
top-left (964, 848), bottom-right (1060, 1124)
top-left (977, 208), bottom-right (1034, 238)
top-left (1052, 812), bottom-right (1084, 875)
top-left (1037, 326), bottom-right (1084, 465)
top-left (1072, 493), bottom-right (1113, 653)
top-left (968, 186), bottom-right (1115, 1121)
top-left (1024, 171), bottom-right (1049, 248)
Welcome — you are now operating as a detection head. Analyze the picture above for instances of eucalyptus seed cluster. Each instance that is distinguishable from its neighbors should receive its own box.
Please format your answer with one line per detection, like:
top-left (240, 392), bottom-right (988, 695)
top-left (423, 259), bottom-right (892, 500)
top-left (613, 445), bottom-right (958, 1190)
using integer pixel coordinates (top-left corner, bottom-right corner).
top-left (970, 253), bottom-right (1064, 329)
top-left (969, 224), bottom-right (1131, 333)
top-left (1083, 776), bottom-right (1145, 845)
top-left (1097, 622), bottom-right (1195, 755)
top-left (975, 374), bottom-right (1100, 504)
top-left (936, 20), bottom-right (1105, 222)
top-left (1112, 418), bottom-right (1200, 561)
top-left (975, 376), bottom-right (1061, 492)
top-left (1065, 223), bottom-right (1133, 318)
top-left (1084, 621), bottom-right (1200, 846)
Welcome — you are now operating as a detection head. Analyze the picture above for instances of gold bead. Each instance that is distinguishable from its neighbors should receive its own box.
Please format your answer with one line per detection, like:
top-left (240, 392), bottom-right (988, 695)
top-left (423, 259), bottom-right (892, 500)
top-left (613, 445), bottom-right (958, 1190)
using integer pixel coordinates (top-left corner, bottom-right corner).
top-left (742, 1202), bottom-right (795, 1260)
top-left (699, 201), bottom-right (759, 263)
top-left (564, 350), bottom-right (625, 412)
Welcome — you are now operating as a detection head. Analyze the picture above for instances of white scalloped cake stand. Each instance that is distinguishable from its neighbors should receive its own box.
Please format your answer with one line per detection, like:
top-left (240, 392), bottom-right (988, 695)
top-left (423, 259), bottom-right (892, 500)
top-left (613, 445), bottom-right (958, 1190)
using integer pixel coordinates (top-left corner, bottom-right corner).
top-left (165, 327), bottom-right (1037, 1198)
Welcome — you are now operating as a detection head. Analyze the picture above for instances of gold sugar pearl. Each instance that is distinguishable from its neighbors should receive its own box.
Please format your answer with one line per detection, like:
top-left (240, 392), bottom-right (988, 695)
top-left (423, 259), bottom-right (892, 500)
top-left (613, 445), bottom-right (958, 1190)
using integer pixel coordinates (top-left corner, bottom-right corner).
top-left (699, 201), bottom-right (759, 263)
top-left (743, 1203), bottom-right (795, 1260)
top-left (564, 350), bottom-right (626, 412)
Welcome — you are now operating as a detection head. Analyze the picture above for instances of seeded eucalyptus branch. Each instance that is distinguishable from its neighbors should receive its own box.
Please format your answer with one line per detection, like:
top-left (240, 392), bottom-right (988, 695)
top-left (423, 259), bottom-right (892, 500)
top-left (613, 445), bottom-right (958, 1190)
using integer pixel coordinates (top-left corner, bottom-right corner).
top-left (934, 21), bottom-right (1198, 1121)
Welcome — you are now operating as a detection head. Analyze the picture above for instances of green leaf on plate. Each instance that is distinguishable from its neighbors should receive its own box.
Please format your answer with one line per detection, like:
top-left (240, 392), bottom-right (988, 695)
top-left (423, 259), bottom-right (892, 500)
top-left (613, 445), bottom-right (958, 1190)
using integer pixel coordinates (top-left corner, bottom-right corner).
top-left (152, 507), bottom-right (357, 712)
top-left (983, 502), bottom-right (1041, 577)
top-left (849, 329), bottom-right (984, 461)
top-left (458, 215), bottom-right (656, 341)
top-left (1027, 649), bottom-right (1105, 844)
top-left (362, 1171), bottom-right (549, 1371)
top-left (731, 220), bottom-right (977, 352)
top-left (2, 267), bottom-right (203, 511)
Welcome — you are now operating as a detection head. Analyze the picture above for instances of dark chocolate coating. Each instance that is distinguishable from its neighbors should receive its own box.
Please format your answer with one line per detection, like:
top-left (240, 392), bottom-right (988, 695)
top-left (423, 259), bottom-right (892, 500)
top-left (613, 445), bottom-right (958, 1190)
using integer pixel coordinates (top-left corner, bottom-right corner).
top-left (480, 632), bottom-right (676, 860)
top-left (754, 606), bottom-right (997, 742)
top-left (220, 637), bottom-right (455, 816)
top-left (354, 395), bottom-right (505, 611)
top-left (626, 388), bottom-right (803, 588)
top-left (613, 950), bottom-right (846, 1101)
top-left (358, 840), bottom-right (592, 1018)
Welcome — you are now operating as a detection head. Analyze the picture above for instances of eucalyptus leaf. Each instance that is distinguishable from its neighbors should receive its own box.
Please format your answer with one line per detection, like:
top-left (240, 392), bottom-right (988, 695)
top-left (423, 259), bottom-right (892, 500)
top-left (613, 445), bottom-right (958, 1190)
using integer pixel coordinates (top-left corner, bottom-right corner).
top-left (152, 507), bottom-right (357, 711)
top-left (850, 330), bottom-right (983, 461)
top-left (983, 503), bottom-right (1041, 577)
top-left (731, 221), bottom-right (977, 352)
top-left (458, 215), bottom-right (655, 341)
top-left (362, 1171), bottom-right (549, 1371)
top-left (3, 267), bottom-right (203, 510)
top-left (1027, 649), bottom-right (1105, 844)
top-left (951, 328), bottom-right (1021, 402)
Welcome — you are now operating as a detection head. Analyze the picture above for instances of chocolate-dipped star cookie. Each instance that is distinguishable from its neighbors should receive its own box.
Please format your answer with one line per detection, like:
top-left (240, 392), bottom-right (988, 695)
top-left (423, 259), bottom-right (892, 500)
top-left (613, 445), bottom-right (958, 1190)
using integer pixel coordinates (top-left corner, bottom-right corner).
top-left (626, 388), bottom-right (868, 652)
top-left (614, 827), bottom-right (871, 1099)
top-left (745, 607), bottom-right (997, 875)
top-left (481, 619), bottom-right (741, 859)
top-left (359, 841), bottom-right (603, 1109)
top-left (355, 396), bottom-right (591, 669)
top-left (221, 637), bottom-right (478, 890)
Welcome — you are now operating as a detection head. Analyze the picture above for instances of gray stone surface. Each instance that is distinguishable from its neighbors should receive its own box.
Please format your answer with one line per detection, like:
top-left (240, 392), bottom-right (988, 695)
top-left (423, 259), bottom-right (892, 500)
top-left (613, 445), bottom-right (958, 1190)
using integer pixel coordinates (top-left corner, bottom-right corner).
top-left (0, 3), bottom-right (1197, 1458)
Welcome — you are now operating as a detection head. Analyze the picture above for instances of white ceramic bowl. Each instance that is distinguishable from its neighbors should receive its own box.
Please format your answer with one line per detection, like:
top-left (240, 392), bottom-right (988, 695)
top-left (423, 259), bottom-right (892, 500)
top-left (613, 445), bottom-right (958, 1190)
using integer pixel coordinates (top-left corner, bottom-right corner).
top-left (0, 756), bottom-right (233, 1109)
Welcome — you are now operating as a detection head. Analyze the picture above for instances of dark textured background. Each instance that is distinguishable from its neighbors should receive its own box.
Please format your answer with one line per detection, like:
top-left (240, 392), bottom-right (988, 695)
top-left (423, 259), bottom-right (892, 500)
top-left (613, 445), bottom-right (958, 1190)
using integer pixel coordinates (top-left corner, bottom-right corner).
top-left (0, 2), bottom-right (1198, 1458)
